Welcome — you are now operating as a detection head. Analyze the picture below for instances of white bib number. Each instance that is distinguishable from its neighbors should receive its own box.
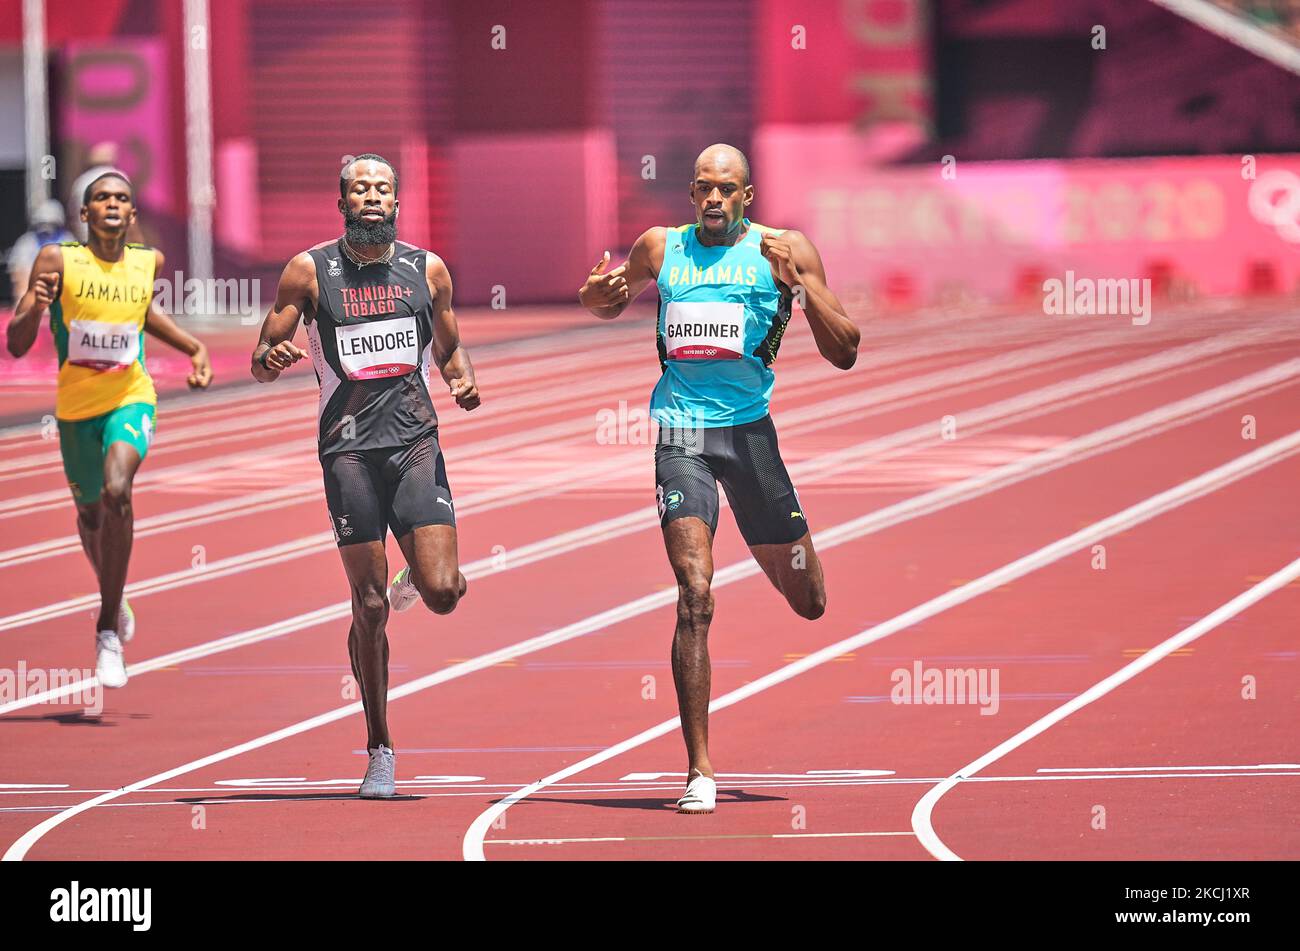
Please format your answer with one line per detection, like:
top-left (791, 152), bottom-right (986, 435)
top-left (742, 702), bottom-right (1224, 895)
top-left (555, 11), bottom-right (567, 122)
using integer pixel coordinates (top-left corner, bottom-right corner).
top-left (336, 316), bottom-right (420, 381)
top-left (663, 301), bottom-right (745, 360)
top-left (67, 320), bottom-right (140, 370)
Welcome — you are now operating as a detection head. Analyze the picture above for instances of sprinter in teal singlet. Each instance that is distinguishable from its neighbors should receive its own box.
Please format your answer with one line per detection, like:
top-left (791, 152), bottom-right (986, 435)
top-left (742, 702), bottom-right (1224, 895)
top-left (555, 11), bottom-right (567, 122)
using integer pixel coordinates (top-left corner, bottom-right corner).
top-left (579, 144), bottom-right (860, 814)
top-left (650, 218), bottom-right (787, 428)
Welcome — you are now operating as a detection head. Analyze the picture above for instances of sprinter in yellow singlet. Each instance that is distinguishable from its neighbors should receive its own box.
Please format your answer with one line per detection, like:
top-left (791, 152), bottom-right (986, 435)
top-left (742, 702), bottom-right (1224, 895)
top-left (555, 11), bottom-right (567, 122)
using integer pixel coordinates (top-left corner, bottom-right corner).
top-left (6, 171), bottom-right (212, 688)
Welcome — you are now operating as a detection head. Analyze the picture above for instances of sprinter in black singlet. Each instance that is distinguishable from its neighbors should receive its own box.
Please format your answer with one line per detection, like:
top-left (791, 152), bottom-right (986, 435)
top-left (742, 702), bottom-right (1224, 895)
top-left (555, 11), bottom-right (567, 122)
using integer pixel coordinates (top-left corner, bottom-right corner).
top-left (251, 154), bottom-right (480, 798)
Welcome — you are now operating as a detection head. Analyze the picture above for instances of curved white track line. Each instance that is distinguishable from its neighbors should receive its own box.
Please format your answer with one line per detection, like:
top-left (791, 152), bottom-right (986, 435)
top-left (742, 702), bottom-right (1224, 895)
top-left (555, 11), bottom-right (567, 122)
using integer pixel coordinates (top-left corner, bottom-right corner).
top-left (909, 553), bottom-right (1300, 860)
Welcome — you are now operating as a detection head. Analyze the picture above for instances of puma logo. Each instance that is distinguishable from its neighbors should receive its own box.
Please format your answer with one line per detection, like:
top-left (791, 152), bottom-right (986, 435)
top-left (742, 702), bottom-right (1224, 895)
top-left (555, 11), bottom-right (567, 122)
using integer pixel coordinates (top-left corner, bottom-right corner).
top-left (398, 256), bottom-right (421, 273)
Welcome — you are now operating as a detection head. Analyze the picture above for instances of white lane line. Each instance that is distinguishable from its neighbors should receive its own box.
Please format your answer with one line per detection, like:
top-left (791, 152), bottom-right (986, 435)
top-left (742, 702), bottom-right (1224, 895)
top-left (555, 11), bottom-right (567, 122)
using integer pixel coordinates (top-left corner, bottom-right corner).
top-left (458, 429), bottom-right (1300, 860)
top-left (5, 770), bottom-right (1298, 813)
top-left (0, 312), bottom-right (667, 444)
top-left (485, 831), bottom-right (916, 846)
top-left (0, 499), bottom-right (655, 713)
top-left (910, 553), bottom-right (1300, 861)
top-left (3, 340), bottom-right (1276, 703)
top-left (0, 451), bottom-right (640, 635)
top-left (1035, 764), bottom-right (1300, 773)
top-left (0, 411), bottom-right (316, 480)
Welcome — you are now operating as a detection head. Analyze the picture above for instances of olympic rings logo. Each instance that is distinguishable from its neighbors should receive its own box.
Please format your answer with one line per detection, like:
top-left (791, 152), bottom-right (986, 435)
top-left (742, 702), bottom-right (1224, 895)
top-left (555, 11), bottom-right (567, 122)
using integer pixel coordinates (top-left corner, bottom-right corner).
top-left (1248, 170), bottom-right (1300, 243)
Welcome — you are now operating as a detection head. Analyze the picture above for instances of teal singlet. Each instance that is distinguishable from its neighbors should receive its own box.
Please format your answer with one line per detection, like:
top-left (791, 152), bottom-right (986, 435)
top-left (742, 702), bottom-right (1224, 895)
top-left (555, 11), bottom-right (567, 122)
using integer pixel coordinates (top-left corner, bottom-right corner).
top-left (650, 219), bottom-right (793, 429)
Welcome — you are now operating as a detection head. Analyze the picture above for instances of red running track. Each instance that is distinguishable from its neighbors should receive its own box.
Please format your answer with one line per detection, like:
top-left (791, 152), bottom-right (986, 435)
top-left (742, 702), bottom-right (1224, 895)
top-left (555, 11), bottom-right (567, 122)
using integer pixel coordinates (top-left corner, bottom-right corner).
top-left (0, 301), bottom-right (1297, 861)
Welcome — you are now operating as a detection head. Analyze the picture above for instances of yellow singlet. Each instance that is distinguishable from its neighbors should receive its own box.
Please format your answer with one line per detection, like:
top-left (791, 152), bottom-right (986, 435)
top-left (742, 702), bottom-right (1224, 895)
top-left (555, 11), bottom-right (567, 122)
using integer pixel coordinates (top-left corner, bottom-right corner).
top-left (50, 242), bottom-right (158, 421)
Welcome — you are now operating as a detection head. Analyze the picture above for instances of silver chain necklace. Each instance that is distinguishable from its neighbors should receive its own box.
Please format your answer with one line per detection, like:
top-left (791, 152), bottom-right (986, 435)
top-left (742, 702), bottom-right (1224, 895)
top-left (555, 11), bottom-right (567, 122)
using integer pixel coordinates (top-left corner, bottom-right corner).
top-left (340, 235), bottom-right (394, 268)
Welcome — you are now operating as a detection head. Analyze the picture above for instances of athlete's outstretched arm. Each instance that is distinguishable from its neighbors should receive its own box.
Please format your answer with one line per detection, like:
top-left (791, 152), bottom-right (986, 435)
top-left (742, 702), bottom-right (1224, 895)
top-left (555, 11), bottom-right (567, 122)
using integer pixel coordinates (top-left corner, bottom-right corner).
top-left (251, 252), bottom-right (313, 383)
top-left (577, 227), bottom-right (665, 319)
top-left (6, 243), bottom-right (62, 358)
top-left (426, 253), bottom-right (479, 412)
top-left (760, 230), bottom-right (859, 370)
top-left (144, 249), bottom-right (212, 388)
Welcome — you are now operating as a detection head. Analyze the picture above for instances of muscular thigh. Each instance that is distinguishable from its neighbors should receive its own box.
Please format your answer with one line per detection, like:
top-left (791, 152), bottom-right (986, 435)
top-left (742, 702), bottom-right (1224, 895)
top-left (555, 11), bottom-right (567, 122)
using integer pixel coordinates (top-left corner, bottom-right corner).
top-left (655, 430), bottom-right (721, 537)
top-left (384, 433), bottom-right (455, 539)
top-left (321, 449), bottom-right (389, 546)
top-left (717, 415), bottom-right (808, 547)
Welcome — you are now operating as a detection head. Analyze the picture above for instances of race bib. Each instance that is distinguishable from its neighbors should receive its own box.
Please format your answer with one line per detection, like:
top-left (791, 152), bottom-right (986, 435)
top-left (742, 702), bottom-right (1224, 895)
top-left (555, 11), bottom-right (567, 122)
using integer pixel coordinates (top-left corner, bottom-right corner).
top-left (663, 301), bottom-right (745, 360)
top-left (336, 316), bottom-right (419, 380)
top-left (67, 320), bottom-right (140, 370)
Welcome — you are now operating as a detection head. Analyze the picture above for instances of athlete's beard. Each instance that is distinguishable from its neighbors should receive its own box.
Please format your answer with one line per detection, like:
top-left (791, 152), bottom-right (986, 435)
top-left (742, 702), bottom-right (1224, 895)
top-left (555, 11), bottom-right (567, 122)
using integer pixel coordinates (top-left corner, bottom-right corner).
top-left (342, 207), bottom-right (398, 247)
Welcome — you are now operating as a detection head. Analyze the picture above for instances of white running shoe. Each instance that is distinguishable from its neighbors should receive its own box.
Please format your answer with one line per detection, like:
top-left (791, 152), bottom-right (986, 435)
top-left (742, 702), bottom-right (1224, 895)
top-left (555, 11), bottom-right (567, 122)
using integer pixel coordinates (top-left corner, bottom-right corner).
top-left (95, 630), bottom-right (128, 689)
top-left (359, 745), bottom-right (396, 798)
top-left (387, 567), bottom-right (420, 614)
top-left (118, 598), bottom-right (135, 643)
top-left (676, 769), bottom-right (716, 814)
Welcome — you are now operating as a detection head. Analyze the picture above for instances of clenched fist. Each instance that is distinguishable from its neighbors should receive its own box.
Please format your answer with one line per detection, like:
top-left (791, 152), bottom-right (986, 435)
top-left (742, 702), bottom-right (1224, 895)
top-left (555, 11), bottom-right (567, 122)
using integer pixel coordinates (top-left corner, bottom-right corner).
top-left (30, 271), bottom-right (60, 309)
top-left (759, 233), bottom-right (801, 288)
top-left (449, 377), bottom-right (480, 411)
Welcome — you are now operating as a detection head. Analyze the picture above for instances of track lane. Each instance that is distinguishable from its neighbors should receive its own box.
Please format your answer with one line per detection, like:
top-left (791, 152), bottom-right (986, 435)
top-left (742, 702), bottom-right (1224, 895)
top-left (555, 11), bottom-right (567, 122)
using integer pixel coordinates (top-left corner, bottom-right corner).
top-left (7, 324), bottom-right (1298, 858)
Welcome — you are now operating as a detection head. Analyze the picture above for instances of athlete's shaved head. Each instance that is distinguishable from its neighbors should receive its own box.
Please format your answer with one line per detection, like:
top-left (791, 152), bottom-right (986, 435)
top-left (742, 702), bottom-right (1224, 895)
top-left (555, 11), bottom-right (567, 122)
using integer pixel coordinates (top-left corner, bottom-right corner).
top-left (694, 144), bottom-right (750, 187)
top-left (340, 153), bottom-right (398, 198)
top-left (690, 143), bottom-right (753, 241)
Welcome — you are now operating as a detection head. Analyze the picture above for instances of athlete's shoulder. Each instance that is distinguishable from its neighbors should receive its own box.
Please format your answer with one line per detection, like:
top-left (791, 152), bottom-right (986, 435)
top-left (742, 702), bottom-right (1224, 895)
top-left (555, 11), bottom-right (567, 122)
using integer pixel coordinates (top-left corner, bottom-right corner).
top-left (395, 241), bottom-right (438, 266)
top-left (33, 241), bottom-right (67, 272)
top-left (416, 246), bottom-right (452, 295)
top-left (305, 238), bottom-right (338, 255)
top-left (634, 226), bottom-right (671, 251)
top-left (128, 243), bottom-right (159, 266)
top-left (282, 248), bottom-right (322, 286)
top-left (748, 222), bottom-right (788, 236)
top-left (629, 227), bottom-right (669, 276)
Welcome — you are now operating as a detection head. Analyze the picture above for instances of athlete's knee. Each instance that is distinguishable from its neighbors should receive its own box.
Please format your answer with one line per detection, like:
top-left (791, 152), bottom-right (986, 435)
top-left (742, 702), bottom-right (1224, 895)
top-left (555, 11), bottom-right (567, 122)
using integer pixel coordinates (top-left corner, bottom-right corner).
top-left (676, 576), bottom-right (714, 628)
top-left (354, 587), bottom-right (389, 629)
top-left (100, 477), bottom-right (132, 516)
top-left (419, 575), bottom-right (460, 615)
top-left (790, 578), bottom-right (827, 620)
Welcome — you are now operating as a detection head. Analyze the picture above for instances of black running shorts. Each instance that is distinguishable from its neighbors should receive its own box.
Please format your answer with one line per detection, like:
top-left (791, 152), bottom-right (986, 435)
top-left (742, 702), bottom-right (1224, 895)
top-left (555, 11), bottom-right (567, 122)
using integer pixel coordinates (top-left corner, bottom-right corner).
top-left (321, 432), bottom-right (455, 546)
top-left (654, 414), bottom-right (808, 546)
